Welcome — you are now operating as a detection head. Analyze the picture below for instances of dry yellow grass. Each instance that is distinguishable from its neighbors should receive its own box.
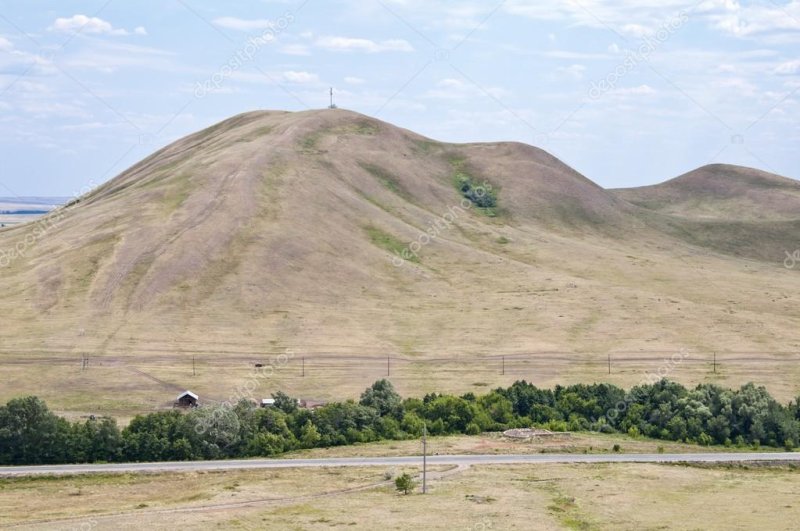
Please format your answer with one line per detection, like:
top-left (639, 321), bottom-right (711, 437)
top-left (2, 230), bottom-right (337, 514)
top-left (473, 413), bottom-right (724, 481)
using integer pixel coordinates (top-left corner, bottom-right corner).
top-left (281, 431), bottom-right (784, 460)
top-left (2, 350), bottom-right (798, 419)
top-left (3, 461), bottom-right (798, 530)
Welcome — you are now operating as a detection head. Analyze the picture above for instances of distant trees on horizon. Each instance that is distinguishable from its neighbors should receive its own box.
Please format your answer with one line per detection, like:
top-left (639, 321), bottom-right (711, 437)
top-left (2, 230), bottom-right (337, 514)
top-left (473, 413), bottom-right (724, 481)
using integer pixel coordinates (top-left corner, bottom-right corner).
top-left (1, 379), bottom-right (798, 466)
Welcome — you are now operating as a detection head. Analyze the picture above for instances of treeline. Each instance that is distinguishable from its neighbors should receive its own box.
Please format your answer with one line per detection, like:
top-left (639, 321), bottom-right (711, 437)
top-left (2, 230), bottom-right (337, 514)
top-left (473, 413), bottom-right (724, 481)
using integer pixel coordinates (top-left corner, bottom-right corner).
top-left (1, 379), bottom-right (799, 465)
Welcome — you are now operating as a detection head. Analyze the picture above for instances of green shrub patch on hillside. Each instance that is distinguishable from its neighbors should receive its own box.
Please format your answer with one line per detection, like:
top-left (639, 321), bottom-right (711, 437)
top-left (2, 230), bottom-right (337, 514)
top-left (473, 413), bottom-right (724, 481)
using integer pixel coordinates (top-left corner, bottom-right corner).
top-left (449, 156), bottom-right (498, 215)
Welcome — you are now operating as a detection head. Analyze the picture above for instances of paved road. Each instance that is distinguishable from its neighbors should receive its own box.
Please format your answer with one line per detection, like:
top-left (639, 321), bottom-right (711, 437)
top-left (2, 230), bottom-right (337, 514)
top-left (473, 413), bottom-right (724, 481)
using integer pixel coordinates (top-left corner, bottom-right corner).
top-left (1, 452), bottom-right (798, 476)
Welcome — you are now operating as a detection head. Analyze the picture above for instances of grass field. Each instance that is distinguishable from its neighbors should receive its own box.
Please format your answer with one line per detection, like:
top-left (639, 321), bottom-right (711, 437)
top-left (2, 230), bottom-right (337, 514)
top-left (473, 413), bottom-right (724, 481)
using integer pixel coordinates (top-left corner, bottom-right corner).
top-left (2, 438), bottom-right (798, 530)
top-left (1, 350), bottom-right (798, 421)
top-left (280, 432), bottom-right (787, 460)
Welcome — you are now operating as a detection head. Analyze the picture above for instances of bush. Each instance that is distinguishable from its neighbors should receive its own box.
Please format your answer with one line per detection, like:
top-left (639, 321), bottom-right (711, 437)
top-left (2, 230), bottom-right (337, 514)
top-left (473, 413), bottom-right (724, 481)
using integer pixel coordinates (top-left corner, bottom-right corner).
top-left (395, 473), bottom-right (417, 495)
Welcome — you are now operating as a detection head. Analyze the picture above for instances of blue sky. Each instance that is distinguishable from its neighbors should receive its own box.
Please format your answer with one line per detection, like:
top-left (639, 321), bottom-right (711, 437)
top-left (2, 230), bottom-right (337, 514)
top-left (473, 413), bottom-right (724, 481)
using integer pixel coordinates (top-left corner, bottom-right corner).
top-left (0, 0), bottom-right (798, 196)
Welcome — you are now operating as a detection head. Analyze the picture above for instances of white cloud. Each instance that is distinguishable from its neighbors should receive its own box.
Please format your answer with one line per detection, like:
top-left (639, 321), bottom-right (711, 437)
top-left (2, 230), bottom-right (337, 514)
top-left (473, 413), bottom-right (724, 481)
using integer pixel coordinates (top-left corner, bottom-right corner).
top-left (503, 0), bottom-right (800, 42)
top-left (557, 64), bottom-right (586, 80)
top-left (315, 36), bottom-right (414, 53)
top-left (621, 23), bottom-right (652, 38)
top-left (50, 15), bottom-right (145, 37)
top-left (0, 36), bottom-right (12, 51)
top-left (280, 44), bottom-right (310, 55)
top-left (344, 76), bottom-right (365, 85)
top-left (775, 60), bottom-right (800, 75)
top-left (225, 70), bottom-right (319, 86)
top-left (212, 17), bottom-right (281, 31)
top-left (700, 0), bottom-right (800, 40)
top-left (425, 78), bottom-right (508, 100)
top-left (281, 70), bottom-right (318, 83)
top-left (503, 0), bottom-right (692, 30)
top-left (60, 42), bottom-right (178, 73)
top-left (610, 84), bottom-right (658, 96)
top-left (539, 50), bottom-right (611, 60)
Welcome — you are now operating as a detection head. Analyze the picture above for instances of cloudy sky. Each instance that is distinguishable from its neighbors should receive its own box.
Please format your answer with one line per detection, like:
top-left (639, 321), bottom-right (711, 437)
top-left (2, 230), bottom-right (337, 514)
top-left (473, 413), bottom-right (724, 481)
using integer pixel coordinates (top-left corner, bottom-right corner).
top-left (1, 0), bottom-right (798, 196)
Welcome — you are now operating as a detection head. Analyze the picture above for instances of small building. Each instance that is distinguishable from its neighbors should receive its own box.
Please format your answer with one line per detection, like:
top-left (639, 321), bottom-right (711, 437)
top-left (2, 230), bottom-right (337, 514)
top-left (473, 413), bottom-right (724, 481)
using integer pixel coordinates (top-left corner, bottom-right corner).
top-left (175, 390), bottom-right (199, 408)
top-left (260, 398), bottom-right (276, 408)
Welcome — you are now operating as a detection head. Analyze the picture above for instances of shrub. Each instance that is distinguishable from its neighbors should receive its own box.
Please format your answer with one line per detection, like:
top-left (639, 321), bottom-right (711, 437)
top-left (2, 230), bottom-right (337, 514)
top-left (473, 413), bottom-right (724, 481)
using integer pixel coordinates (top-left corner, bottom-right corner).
top-left (395, 473), bottom-right (416, 495)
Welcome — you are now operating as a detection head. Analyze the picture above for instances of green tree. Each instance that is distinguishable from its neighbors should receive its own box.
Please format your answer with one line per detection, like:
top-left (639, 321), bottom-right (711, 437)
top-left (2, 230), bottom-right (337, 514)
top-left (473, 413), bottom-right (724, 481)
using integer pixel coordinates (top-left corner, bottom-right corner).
top-left (360, 380), bottom-right (402, 417)
top-left (246, 433), bottom-right (286, 456)
top-left (0, 396), bottom-right (71, 464)
top-left (272, 391), bottom-right (298, 414)
top-left (189, 405), bottom-right (241, 457)
top-left (300, 420), bottom-right (321, 448)
top-left (395, 473), bottom-right (417, 495)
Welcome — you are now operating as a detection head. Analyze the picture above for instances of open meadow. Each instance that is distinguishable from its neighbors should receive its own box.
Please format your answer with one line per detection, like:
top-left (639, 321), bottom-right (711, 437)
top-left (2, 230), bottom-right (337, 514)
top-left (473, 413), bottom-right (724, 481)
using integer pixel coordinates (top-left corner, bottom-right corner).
top-left (2, 444), bottom-right (798, 530)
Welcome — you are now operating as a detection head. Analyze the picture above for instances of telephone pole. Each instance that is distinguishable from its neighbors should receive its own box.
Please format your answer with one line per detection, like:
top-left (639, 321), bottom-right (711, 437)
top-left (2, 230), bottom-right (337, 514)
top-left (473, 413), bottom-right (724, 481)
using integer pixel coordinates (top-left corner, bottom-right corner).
top-left (422, 422), bottom-right (428, 494)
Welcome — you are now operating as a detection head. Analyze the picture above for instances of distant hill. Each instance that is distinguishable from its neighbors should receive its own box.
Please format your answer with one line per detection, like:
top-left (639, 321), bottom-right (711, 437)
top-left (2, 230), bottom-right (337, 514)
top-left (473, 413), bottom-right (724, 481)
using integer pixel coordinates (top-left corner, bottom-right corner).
top-left (613, 164), bottom-right (800, 222)
top-left (0, 109), bottom-right (797, 366)
top-left (0, 197), bottom-right (65, 213)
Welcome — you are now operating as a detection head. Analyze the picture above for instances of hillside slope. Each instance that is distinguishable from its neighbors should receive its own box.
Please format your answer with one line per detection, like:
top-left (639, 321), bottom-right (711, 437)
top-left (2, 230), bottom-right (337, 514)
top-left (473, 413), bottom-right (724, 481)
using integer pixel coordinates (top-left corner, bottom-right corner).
top-left (613, 164), bottom-right (800, 261)
top-left (0, 109), bottom-right (797, 386)
top-left (614, 164), bottom-right (800, 222)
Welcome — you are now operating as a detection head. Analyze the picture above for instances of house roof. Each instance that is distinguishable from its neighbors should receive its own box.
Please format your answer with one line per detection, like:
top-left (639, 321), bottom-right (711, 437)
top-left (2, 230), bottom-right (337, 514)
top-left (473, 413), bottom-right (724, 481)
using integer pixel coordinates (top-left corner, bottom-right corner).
top-left (261, 398), bottom-right (276, 405)
top-left (177, 391), bottom-right (199, 400)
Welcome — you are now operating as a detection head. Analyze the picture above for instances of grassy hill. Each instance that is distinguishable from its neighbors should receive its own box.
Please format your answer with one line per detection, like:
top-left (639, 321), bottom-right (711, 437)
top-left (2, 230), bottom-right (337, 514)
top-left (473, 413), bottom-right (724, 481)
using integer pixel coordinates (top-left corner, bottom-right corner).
top-left (0, 109), bottom-right (798, 414)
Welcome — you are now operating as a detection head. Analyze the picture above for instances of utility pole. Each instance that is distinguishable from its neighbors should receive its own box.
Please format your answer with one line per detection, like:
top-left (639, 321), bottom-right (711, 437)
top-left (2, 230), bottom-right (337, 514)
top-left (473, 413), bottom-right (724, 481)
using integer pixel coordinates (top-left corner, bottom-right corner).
top-left (192, 356), bottom-right (196, 376)
top-left (387, 356), bottom-right (390, 377)
top-left (302, 356), bottom-right (305, 377)
top-left (328, 87), bottom-right (337, 109)
top-left (502, 356), bottom-right (505, 375)
top-left (607, 353), bottom-right (611, 375)
top-left (422, 422), bottom-right (428, 494)
top-left (713, 352), bottom-right (716, 374)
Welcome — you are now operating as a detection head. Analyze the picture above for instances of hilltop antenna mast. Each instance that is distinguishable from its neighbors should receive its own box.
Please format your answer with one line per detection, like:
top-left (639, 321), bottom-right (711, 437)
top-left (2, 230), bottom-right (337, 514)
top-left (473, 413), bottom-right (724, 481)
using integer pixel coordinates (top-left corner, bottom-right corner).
top-left (328, 87), bottom-right (337, 109)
